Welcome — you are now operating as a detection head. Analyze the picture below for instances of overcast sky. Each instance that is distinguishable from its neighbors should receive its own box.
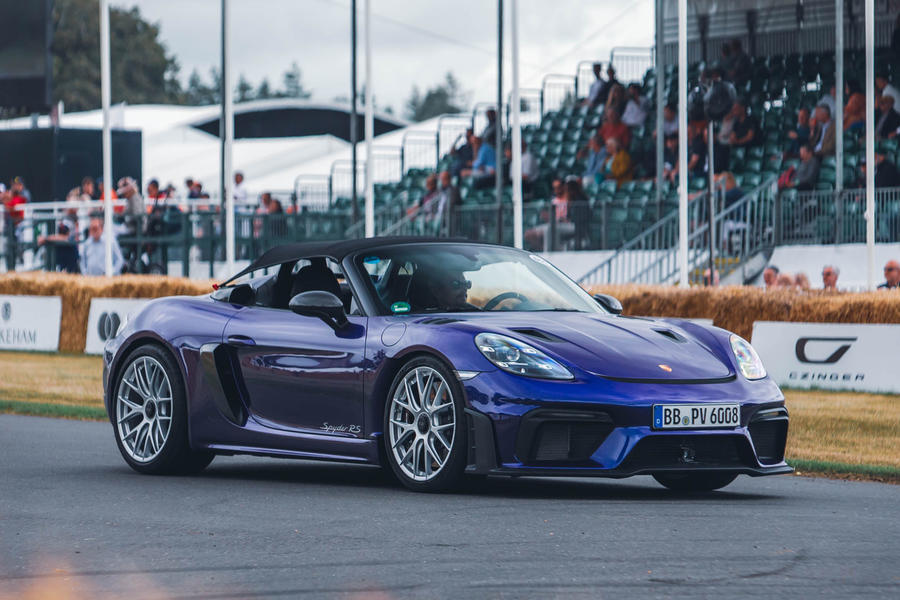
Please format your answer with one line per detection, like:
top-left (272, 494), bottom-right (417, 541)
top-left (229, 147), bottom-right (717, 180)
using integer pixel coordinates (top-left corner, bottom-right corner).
top-left (113, 0), bottom-right (653, 116)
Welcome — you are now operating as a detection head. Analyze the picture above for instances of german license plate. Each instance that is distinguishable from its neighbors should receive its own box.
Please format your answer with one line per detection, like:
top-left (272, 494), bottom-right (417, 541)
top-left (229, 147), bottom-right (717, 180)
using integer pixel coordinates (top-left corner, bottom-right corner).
top-left (652, 403), bottom-right (740, 429)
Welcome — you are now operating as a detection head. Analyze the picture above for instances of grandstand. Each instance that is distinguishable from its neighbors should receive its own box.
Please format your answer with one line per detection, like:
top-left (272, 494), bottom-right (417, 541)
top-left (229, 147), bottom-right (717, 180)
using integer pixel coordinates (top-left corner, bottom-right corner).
top-left (3, 0), bottom-right (899, 290)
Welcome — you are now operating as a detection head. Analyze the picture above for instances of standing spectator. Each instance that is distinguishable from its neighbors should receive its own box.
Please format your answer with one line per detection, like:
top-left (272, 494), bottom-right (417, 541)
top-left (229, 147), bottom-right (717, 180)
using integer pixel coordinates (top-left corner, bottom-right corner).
top-left (581, 134), bottom-right (607, 185)
top-left (38, 192), bottom-right (82, 272)
top-left (784, 144), bottom-right (820, 191)
top-left (843, 80), bottom-right (866, 131)
top-left (598, 107), bottom-right (631, 148)
top-left (186, 178), bottom-right (202, 198)
top-left (762, 265), bottom-right (780, 289)
top-left (861, 153), bottom-right (900, 188)
top-left (265, 199), bottom-right (287, 238)
top-left (622, 84), bottom-right (650, 128)
top-left (585, 64), bottom-right (617, 109)
top-left (96, 177), bottom-right (118, 204)
top-left (727, 39), bottom-right (752, 87)
top-left (80, 177), bottom-right (95, 202)
top-left (233, 171), bottom-right (248, 205)
top-left (875, 94), bottom-right (900, 140)
top-left (822, 265), bottom-right (839, 291)
top-left (520, 141), bottom-right (538, 185)
top-left (550, 178), bottom-right (564, 205)
top-left (811, 104), bottom-right (836, 158)
top-left (687, 121), bottom-right (708, 178)
top-left (794, 273), bottom-right (811, 291)
top-left (786, 107), bottom-right (812, 155)
top-left (450, 128), bottom-right (475, 177)
top-left (602, 138), bottom-right (633, 186)
top-left (116, 177), bottom-right (145, 234)
top-left (875, 74), bottom-right (900, 111)
top-left (605, 83), bottom-right (627, 119)
top-left (436, 170), bottom-right (460, 230)
top-left (481, 109), bottom-right (499, 146)
top-left (878, 259), bottom-right (900, 289)
top-left (79, 216), bottom-right (124, 275)
top-left (421, 173), bottom-right (439, 209)
top-left (146, 179), bottom-right (166, 202)
top-left (3, 178), bottom-right (28, 226)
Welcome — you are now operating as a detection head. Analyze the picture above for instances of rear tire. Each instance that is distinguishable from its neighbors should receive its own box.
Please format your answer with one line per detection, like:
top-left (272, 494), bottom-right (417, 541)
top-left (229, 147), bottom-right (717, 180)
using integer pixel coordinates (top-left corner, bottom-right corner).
top-left (383, 357), bottom-right (467, 492)
top-left (653, 472), bottom-right (737, 492)
top-left (112, 344), bottom-right (214, 475)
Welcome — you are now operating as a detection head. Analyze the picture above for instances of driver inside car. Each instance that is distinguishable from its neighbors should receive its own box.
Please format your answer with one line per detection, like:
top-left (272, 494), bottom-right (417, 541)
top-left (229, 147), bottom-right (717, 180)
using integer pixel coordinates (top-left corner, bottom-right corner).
top-left (409, 266), bottom-right (479, 312)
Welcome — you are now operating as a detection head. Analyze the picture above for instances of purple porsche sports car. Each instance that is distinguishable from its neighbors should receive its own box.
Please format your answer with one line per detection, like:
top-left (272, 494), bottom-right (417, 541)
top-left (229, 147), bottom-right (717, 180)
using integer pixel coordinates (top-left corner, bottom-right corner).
top-left (103, 238), bottom-right (791, 492)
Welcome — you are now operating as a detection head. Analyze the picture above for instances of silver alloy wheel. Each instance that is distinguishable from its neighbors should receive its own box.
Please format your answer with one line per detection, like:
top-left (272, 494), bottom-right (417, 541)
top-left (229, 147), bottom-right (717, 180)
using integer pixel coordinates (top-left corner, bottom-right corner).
top-left (116, 356), bottom-right (173, 463)
top-left (388, 366), bottom-right (456, 482)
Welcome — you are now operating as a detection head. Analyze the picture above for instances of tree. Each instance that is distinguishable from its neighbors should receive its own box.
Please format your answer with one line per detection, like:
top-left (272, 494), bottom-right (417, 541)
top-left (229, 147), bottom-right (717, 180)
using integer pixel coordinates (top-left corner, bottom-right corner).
top-left (236, 75), bottom-right (254, 102)
top-left (404, 72), bottom-right (468, 122)
top-left (52, 0), bottom-right (183, 111)
top-left (256, 78), bottom-right (273, 100)
top-left (281, 62), bottom-right (311, 99)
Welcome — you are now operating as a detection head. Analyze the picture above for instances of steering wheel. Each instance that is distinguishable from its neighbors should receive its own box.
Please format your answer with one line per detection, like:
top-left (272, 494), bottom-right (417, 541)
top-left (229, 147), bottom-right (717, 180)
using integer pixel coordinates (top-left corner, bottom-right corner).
top-left (483, 291), bottom-right (530, 311)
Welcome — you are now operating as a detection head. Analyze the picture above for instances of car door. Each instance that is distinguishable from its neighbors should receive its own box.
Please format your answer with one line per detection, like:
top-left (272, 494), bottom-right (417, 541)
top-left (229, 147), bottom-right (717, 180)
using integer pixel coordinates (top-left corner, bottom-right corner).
top-left (222, 304), bottom-right (367, 437)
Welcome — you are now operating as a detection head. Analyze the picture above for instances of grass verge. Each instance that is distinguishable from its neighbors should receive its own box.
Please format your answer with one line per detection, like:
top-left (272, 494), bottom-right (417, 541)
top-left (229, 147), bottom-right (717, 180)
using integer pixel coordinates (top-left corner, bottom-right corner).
top-left (1, 352), bottom-right (897, 483)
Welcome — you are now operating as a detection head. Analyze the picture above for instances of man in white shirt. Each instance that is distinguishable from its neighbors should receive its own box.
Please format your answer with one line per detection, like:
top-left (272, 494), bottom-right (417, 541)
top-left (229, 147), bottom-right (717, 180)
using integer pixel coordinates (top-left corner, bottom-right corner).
top-left (621, 84), bottom-right (650, 127)
top-left (816, 84), bottom-right (837, 118)
top-left (80, 217), bottom-right (124, 275)
top-left (233, 171), bottom-right (248, 205)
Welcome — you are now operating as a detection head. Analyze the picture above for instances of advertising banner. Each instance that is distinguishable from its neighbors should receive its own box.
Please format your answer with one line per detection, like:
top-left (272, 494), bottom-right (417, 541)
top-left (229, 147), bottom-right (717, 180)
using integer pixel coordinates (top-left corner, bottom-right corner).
top-left (751, 321), bottom-right (900, 393)
top-left (84, 298), bottom-right (150, 355)
top-left (0, 295), bottom-right (62, 351)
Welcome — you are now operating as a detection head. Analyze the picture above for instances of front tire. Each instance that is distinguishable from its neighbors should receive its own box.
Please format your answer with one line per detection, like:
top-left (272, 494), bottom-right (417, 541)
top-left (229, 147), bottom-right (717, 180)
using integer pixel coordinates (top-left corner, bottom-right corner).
top-left (653, 472), bottom-right (738, 491)
top-left (112, 344), bottom-right (214, 475)
top-left (383, 357), bottom-right (467, 492)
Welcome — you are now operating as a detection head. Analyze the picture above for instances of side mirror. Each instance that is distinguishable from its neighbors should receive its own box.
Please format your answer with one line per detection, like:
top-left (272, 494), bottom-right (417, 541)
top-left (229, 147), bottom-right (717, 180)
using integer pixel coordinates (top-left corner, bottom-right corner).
top-left (289, 291), bottom-right (349, 330)
top-left (593, 293), bottom-right (623, 315)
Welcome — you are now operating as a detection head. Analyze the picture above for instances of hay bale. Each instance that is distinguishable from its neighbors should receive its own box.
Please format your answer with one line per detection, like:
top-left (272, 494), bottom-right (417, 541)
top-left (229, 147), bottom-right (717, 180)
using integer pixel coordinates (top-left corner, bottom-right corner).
top-left (589, 284), bottom-right (900, 339)
top-left (0, 273), bottom-right (210, 353)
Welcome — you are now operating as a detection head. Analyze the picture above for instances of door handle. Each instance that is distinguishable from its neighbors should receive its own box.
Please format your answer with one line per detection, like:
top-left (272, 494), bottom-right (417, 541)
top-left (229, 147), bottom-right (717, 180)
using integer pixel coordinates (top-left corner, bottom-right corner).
top-left (227, 335), bottom-right (256, 346)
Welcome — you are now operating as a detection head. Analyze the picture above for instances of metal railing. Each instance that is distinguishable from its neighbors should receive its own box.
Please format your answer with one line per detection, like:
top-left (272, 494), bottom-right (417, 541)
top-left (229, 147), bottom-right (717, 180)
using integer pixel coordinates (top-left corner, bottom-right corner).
top-left (540, 74), bottom-right (577, 116)
top-left (778, 186), bottom-right (900, 246)
top-left (609, 46), bottom-right (654, 84)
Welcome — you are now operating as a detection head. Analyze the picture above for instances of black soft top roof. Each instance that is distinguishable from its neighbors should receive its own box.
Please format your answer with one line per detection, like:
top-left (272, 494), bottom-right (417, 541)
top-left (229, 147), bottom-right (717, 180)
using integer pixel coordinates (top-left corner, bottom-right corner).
top-left (222, 236), bottom-right (479, 285)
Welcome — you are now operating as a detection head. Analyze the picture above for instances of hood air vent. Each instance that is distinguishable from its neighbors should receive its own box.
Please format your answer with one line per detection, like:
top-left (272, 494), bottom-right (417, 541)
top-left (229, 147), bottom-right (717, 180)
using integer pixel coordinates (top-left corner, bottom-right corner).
top-left (511, 328), bottom-right (565, 343)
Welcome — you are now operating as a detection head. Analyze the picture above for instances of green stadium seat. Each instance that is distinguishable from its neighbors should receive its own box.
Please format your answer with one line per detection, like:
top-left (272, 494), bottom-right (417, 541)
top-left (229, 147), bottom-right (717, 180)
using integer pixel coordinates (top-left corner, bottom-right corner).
top-left (600, 180), bottom-right (618, 195)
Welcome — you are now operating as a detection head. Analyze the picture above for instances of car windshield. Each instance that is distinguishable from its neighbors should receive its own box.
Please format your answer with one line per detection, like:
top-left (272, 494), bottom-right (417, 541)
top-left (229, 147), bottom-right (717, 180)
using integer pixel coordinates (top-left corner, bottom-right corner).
top-left (355, 244), bottom-right (605, 315)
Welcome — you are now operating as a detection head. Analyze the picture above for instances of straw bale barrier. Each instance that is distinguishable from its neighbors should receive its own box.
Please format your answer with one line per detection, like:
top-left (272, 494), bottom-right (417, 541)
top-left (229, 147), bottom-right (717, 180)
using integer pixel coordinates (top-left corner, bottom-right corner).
top-left (2, 272), bottom-right (900, 353)
top-left (0, 273), bottom-right (210, 353)
top-left (588, 284), bottom-right (900, 340)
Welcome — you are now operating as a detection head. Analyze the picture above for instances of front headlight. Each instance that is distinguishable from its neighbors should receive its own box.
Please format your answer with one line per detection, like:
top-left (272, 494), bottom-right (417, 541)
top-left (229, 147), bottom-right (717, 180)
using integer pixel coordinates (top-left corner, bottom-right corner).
top-left (730, 334), bottom-right (766, 380)
top-left (475, 333), bottom-right (573, 380)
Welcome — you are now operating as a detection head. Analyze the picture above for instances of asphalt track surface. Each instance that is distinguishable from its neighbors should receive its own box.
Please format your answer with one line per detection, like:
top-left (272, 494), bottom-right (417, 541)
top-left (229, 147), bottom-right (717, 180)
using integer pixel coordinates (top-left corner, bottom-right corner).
top-left (1, 415), bottom-right (898, 599)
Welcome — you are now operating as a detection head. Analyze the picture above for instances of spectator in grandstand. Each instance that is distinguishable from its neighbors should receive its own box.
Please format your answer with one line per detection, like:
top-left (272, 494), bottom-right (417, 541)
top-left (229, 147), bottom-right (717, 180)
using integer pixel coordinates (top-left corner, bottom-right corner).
top-left (461, 136), bottom-right (496, 189)
top-left (186, 178), bottom-right (202, 199)
top-left (782, 144), bottom-right (819, 191)
top-left (816, 84), bottom-right (837, 118)
top-left (258, 191), bottom-right (273, 213)
top-left (653, 103), bottom-right (678, 139)
top-left (437, 171), bottom-right (460, 222)
top-left (622, 84), bottom-right (650, 128)
top-left (79, 216), bottom-right (124, 276)
top-left (662, 134), bottom-right (679, 183)
top-left (503, 141), bottom-right (538, 190)
top-left (265, 198), bottom-right (287, 238)
top-left (233, 171), bottom-right (248, 205)
top-left (10, 176), bottom-right (31, 202)
top-left (598, 107), bottom-right (631, 148)
top-left (727, 39), bottom-right (752, 88)
top-left (775, 272), bottom-right (794, 288)
top-left (38, 192), bottom-right (82, 273)
top-left (687, 121), bottom-right (708, 178)
top-left (605, 83), bottom-right (627, 119)
top-left (822, 265), bottom-right (839, 291)
top-left (580, 134), bottom-right (607, 185)
top-left (875, 74), bottom-right (900, 112)
top-left (96, 178), bottom-right (117, 204)
top-left (525, 176), bottom-right (584, 251)
top-left (762, 265), bottom-right (779, 289)
top-left (875, 94), bottom-right (900, 140)
top-left (713, 171), bottom-right (744, 207)
top-left (79, 177), bottom-right (95, 202)
top-left (585, 64), bottom-right (617, 109)
top-left (3, 177), bottom-right (28, 226)
top-left (116, 177), bottom-right (145, 234)
top-left (601, 138), bottom-right (633, 186)
top-left (550, 177), bottom-right (564, 204)
top-left (726, 99), bottom-right (759, 148)
top-left (421, 173), bottom-right (439, 209)
top-left (860, 154), bottom-right (900, 188)
top-left (450, 128), bottom-right (475, 177)
top-left (878, 259), bottom-right (900, 289)
top-left (843, 80), bottom-right (866, 131)
top-left (146, 179), bottom-right (166, 202)
top-left (481, 109), bottom-right (499, 147)
top-left (811, 104), bottom-right (836, 158)
top-left (786, 107), bottom-right (812, 156)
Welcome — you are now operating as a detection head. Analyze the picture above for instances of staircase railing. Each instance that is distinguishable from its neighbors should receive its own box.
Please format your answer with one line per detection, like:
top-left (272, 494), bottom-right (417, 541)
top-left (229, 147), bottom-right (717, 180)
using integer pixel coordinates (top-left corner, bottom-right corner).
top-left (578, 177), bottom-right (778, 287)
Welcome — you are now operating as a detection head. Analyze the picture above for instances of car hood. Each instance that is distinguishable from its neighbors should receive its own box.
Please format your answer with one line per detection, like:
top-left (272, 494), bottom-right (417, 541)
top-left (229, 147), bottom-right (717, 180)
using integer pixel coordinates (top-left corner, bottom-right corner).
top-left (445, 312), bottom-right (733, 381)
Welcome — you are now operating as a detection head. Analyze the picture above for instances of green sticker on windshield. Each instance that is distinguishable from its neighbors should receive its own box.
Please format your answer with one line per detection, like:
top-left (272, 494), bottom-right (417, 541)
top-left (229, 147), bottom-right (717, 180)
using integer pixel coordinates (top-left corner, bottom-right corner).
top-left (390, 301), bottom-right (411, 314)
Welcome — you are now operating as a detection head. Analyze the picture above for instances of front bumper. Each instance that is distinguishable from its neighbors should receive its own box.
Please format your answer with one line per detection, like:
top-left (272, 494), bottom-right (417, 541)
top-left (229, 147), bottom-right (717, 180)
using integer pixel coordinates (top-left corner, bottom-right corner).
top-left (462, 369), bottom-right (793, 478)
